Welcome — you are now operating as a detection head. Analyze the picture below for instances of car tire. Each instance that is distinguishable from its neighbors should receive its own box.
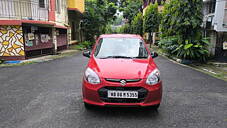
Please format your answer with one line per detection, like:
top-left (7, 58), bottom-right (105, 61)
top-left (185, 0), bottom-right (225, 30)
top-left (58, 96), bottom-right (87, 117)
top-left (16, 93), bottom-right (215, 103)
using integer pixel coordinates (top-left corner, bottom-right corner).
top-left (84, 102), bottom-right (93, 109)
top-left (145, 104), bottom-right (160, 110)
top-left (151, 104), bottom-right (160, 110)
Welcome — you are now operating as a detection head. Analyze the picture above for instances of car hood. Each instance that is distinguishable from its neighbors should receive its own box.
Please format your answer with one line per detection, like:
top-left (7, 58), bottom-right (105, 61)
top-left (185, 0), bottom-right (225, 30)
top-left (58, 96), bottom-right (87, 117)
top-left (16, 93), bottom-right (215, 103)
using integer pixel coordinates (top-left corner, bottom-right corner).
top-left (88, 57), bottom-right (157, 79)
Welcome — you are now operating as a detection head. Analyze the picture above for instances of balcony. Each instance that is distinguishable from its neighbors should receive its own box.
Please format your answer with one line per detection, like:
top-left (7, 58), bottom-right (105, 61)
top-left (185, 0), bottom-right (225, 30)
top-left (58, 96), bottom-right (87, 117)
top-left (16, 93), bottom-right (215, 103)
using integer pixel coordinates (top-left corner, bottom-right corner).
top-left (0, 0), bottom-right (49, 21)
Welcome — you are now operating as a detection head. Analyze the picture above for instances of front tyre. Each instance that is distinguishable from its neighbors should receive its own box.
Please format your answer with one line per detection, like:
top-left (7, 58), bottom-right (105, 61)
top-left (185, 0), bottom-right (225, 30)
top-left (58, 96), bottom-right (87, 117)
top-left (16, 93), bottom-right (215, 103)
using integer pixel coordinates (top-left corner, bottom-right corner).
top-left (84, 102), bottom-right (93, 109)
top-left (151, 104), bottom-right (160, 110)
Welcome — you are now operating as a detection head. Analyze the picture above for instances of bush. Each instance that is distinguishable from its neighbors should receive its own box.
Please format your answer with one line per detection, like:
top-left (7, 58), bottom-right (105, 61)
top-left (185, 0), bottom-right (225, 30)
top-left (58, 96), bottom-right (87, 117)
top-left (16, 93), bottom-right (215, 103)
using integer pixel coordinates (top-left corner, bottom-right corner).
top-left (158, 36), bottom-right (179, 54)
top-left (159, 37), bottom-right (210, 62)
top-left (131, 12), bottom-right (143, 36)
top-left (172, 38), bottom-right (210, 62)
top-left (71, 41), bottom-right (94, 50)
top-left (118, 23), bottom-right (131, 34)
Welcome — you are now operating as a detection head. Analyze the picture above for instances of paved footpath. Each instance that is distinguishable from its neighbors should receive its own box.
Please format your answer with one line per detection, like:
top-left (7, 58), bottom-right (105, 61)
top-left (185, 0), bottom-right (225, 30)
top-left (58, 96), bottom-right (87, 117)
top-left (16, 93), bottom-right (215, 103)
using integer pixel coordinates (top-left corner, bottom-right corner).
top-left (0, 53), bottom-right (226, 128)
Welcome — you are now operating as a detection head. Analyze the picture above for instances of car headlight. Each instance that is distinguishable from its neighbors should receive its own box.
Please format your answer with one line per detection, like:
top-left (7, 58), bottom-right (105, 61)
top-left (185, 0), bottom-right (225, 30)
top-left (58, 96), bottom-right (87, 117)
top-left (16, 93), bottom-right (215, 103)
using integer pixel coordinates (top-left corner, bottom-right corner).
top-left (85, 68), bottom-right (101, 84)
top-left (146, 69), bottom-right (160, 85)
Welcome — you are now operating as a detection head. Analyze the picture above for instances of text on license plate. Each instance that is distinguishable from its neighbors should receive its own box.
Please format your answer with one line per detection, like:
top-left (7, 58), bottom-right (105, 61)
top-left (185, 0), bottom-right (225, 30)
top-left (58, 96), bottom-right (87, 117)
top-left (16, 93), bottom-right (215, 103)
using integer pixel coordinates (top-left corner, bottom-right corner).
top-left (107, 91), bottom-right (138, 99)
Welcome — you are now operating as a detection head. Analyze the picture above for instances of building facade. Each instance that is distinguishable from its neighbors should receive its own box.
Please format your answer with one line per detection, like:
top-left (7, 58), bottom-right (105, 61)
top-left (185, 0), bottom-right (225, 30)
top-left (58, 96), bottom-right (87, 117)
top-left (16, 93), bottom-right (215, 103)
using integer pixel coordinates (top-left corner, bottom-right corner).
top-left (203, 0), bottom-right (227, 57)
top-left (67, 0), bottom-right (84, 45)
top-left (0, 0), bottom-right (84, 60)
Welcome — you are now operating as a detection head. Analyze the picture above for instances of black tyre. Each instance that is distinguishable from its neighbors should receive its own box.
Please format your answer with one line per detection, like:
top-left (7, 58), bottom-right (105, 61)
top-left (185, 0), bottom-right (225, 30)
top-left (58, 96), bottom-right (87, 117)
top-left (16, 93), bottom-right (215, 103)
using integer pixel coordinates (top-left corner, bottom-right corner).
top-left (84, 102), bottom-right (93, 109)
top-left (151, 104), bottom-right (160, 110)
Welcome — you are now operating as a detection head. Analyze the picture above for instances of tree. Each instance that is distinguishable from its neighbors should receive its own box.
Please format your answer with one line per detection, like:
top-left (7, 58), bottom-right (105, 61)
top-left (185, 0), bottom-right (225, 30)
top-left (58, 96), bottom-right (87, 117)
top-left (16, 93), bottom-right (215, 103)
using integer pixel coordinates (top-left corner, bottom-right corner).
top-left (131, 12), bottom-right (143, 36)
top-left (160, 0), bottom-right (203, 43)
top-left (82, 0), bottom-right (117, 42)
top-left (119, 0), bottom-right (143, 24)
top-left (143, 3), bottom-right (160, 45)
top-left (160, 0), bottom-right (209, 62)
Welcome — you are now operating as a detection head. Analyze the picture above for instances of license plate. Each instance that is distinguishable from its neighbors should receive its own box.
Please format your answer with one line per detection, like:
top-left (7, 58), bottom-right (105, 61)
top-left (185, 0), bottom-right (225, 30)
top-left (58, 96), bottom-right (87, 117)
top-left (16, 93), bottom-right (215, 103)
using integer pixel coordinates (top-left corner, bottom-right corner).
top-left (107, 90), bottom-right (138, 99)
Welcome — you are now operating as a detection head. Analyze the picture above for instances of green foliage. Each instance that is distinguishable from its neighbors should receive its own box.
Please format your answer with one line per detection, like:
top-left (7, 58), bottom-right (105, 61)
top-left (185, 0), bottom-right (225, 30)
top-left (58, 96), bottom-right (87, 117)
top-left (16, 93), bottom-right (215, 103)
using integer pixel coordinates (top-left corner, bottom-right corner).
top-left (82, 0), bottom-right (117, 42)
top-left (119, 23), bottom-right (131, 34)
top-left (160, 0), bottom-right (203, 41)
top-left (119, 0), bottom-right (143, 23)
top-left (105, 24), bottom-right (114, 34)
top-left (158, 36), bottom-right (179, 54)
top-left (71, 41), bottom-right (94, 50)
top-left (172, 38), bottom-right (210, 62)
top-left (158, 37), bottom-right (210, 62)
top-left (143, 3), bottom-right (160, 33)
top-left (159, 0), bottom-right (209, 62)
top-left (131, 12), bottom-right (143, 36)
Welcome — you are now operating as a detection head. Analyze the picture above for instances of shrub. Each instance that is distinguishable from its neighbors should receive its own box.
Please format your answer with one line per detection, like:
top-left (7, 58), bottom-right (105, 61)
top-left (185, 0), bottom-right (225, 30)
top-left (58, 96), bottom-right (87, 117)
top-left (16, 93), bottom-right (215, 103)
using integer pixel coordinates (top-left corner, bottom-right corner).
top-left (131, 12), bottom-right (143, 36)
top-left (172, 38), bottom-right (210, 62)
top-left (158, 36), bottom-right (179, 54)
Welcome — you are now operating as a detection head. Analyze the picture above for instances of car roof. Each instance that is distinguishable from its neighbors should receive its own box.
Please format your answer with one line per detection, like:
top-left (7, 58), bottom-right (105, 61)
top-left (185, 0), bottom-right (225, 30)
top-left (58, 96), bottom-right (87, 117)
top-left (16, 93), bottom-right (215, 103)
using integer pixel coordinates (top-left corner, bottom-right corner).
top-left (99, 34), bottom-right (143, 39)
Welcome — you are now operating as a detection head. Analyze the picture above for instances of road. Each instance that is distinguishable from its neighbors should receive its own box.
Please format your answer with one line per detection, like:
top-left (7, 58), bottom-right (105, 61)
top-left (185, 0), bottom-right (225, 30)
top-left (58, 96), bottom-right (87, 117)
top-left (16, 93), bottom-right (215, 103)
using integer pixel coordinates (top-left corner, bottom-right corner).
top-left (0, 53), bottom-right (226, 128)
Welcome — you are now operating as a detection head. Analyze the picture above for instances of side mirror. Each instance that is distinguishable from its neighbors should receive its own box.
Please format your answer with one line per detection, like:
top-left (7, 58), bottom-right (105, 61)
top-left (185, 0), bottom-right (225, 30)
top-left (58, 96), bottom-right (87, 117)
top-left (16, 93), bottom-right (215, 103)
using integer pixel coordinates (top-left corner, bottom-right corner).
top-left (83, 50), bottom-right (91, 58)
top-left (151, 52), bottom-right (158, 58)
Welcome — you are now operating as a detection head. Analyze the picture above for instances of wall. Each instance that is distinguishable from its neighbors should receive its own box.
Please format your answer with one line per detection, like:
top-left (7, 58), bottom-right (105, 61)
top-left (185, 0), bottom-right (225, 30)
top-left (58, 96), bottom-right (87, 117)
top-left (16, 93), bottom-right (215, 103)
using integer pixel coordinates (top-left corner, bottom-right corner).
top-left (0, 25), bottom-right (25, 57)
top-left (68, 0), bottom-right (85, 13)
top-left (0, 0), bottom-right (49, 21)
top-left (55, 0), bottom-right (68, 26)
top-left (213, 0), bottom-right (227, 32)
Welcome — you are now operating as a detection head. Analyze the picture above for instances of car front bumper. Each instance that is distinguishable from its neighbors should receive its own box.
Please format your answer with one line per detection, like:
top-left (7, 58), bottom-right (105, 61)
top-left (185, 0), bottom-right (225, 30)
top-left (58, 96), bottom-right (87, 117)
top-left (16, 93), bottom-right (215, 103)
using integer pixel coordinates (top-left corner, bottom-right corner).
top-left (82, 79), bottom-right (162, 107)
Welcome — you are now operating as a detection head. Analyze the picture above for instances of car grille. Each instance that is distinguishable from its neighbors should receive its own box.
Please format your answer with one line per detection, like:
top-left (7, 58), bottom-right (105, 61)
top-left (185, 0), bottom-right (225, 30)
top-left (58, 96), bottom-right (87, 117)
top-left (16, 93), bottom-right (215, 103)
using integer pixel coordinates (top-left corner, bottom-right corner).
top-left (105, 78), bottom-right (141, 83)
top-left (98, 87), bottom-right (148, 103)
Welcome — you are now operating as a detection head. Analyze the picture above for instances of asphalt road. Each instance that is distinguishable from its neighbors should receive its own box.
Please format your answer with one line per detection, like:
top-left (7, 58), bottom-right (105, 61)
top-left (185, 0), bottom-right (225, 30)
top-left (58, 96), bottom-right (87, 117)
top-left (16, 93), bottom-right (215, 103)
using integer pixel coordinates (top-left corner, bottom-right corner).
top-left (0, 53), bottom-right (226, 128)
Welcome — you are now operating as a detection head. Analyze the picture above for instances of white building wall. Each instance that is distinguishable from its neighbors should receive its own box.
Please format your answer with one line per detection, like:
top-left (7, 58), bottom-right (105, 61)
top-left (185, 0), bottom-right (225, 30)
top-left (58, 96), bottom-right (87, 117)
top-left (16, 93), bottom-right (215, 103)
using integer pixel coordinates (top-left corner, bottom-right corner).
top-left (213, 0), bottom-right (227, 32)
top-left (0, 0), bottom-right (49, 21)
top-left (55, 0), bottom-right (68, 26)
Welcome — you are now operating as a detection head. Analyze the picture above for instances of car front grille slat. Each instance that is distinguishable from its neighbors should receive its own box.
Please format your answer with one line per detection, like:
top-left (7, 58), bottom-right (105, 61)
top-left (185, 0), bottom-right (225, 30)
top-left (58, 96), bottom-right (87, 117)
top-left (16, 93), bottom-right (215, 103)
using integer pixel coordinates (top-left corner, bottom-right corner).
top-left (105, 78), bottom-right (141, 83)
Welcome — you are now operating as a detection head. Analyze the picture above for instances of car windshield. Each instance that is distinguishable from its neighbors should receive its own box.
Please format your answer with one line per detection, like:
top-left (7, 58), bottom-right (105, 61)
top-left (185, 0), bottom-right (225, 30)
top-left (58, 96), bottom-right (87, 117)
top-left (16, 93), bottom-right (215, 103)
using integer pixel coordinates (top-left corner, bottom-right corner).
top-left (94, 38), bottom-right (149, 59)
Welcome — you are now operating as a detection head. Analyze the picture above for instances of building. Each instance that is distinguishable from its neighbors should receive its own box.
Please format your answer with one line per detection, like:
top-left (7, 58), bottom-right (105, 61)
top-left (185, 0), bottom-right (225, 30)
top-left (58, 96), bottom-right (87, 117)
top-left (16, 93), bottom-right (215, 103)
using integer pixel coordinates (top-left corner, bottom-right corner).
top-left (203, 0), bottom-right (227, 57)
top-left (68, 0), bottom-right (84, 45)
top-left (0, 0), bottom-right (84, 60)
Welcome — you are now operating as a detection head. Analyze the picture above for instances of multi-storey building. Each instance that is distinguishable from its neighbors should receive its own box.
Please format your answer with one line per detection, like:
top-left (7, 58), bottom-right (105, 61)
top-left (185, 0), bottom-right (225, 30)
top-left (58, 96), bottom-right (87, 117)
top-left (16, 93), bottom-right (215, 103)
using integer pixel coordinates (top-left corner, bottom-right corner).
top-left (203, 0), bottom-right (227, 57)
top-left (0, 0), bottom-right (84, 60)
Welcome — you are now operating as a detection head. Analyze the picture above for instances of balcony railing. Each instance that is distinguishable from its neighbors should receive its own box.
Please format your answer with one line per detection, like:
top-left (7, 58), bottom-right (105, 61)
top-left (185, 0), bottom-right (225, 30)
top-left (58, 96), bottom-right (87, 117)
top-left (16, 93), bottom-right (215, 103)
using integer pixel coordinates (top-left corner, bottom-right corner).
top-left (0, 0), bottom-right (49, 21)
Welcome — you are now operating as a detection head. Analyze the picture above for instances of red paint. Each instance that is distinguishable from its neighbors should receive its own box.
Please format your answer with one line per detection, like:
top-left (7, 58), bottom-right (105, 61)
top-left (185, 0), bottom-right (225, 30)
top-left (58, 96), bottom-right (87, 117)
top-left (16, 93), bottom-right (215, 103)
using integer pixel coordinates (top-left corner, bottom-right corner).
top-left (54, 25), bottom-right (68, 29)
top-left (0, 20), bottom-right (22, 25)
top-left (0, 20), bottom-right (56, 26)
top-left (82, 34), bottom-right (162, 107)
top-left (22, 20), bottom-right (55, 26)
top-left (25, 43), bottom-right (53, 51)
top-left (48, 0), bottom-right (56, 21)
top-left (0, 56), bottom-right (25, 60)
top-left (57, 34), bottom-right (67, 47)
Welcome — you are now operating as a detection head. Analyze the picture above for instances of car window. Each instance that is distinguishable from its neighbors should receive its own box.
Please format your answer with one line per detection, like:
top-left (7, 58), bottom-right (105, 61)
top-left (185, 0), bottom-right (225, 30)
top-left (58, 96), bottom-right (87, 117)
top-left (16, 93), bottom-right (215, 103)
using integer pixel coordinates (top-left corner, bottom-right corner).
top-left (94, 38), bottom-right (148, 59)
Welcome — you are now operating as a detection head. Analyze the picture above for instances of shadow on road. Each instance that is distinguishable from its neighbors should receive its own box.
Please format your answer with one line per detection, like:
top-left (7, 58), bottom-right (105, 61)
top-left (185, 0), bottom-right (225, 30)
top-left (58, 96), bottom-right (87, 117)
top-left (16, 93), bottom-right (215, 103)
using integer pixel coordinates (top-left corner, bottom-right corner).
top-left (83, 106), bottom-right (160, 119)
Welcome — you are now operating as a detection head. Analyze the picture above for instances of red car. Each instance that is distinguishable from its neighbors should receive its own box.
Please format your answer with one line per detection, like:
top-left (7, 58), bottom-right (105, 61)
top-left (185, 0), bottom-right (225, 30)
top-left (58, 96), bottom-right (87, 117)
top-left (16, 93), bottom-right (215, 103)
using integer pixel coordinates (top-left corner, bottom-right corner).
top-left (82, 34), bottom-right (162, 109)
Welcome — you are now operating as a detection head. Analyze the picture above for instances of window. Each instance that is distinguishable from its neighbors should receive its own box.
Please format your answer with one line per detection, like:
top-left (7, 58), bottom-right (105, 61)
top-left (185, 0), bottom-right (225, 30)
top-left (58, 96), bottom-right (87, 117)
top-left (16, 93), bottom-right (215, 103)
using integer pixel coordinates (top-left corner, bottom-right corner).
top-left (95, 38), bottom-right (148, 59)
top-left (39, 0), bottom-right (45, 8)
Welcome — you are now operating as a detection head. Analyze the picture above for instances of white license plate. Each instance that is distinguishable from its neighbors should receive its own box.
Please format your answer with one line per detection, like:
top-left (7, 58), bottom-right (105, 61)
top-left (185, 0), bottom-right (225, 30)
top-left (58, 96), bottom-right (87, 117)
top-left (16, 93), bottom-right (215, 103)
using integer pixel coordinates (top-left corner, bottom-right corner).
top-left (107, 90), bottom-right (138, 99)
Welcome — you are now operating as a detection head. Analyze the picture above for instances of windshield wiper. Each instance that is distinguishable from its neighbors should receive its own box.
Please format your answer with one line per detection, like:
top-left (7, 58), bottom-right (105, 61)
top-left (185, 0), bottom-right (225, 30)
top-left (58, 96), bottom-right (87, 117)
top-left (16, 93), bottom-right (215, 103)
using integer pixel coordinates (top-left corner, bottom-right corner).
top-left (99, 56), bottom-right (133, 59)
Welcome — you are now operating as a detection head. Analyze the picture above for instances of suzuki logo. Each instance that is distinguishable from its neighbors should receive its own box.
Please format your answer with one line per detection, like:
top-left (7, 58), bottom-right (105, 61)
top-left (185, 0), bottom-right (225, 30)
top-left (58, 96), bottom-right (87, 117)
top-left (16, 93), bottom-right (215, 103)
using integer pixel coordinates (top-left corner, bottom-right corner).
top-left (120, 80), bottom-right (127, 86)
